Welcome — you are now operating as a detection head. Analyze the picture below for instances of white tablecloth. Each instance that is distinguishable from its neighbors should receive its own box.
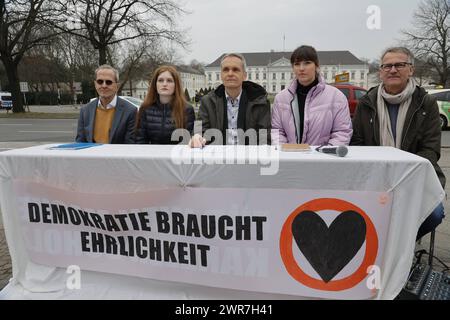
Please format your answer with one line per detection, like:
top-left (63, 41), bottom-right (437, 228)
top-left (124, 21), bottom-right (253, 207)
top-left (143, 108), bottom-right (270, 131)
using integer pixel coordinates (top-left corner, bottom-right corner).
top-left (0, 144), bottom-right (444, 299)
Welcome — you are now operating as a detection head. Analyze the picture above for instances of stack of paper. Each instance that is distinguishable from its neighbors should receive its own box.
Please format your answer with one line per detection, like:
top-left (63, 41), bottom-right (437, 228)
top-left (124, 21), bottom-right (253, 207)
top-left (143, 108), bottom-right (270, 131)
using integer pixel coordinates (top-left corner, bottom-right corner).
top-left (280, 144), bottom-right (311, 152)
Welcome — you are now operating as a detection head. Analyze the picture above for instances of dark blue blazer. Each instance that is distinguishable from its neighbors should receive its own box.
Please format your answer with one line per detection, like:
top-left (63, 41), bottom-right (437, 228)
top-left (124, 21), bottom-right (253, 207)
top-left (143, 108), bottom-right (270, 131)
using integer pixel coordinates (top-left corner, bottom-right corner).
top-left (76, 97), bottom-right (137, 144)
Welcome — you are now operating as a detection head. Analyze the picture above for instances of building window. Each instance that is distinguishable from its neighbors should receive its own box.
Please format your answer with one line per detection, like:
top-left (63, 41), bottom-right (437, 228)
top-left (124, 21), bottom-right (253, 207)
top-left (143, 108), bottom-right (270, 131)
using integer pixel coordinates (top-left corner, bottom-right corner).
top-left (272, 85), bottom-right (276, 92)
top-left (256, 73), bottom-right (259, 80)
top-left (263, 73), bottom-right (267, 80)
top-left (216, 74), bottom-right (219, 81)
top-left (351, 71), bottom-right (356, 80)
top-left (208, 73), bottom-right (211, 81)
top-left (249, 73), bottom-right (252, 80)
top-left (281, 85), bottom-right (285, 90)
top-left (324, 72), bottom-right (328, 81)
top-left (273, 73), bottom-right (276, 80)
top-left (281, 73), bottom-right (285, 80)
top-left (360, 71), bottom-right (365, 80)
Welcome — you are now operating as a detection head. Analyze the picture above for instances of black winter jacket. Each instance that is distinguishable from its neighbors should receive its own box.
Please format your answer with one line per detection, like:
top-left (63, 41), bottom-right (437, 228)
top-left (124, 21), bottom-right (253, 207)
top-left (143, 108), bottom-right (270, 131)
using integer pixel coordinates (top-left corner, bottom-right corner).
top-left (198, 81), bottom-right (271, 145)
top-left (136, 102), bottom-right (195, 144)
top-left (351, 85), bottom-right (446, 188)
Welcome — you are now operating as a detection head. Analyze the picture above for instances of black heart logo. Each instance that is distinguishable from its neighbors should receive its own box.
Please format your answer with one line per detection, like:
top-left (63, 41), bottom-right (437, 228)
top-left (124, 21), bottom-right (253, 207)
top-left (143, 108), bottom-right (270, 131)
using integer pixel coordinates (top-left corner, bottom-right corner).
top-left (292, 210), bottom-right (366, 283)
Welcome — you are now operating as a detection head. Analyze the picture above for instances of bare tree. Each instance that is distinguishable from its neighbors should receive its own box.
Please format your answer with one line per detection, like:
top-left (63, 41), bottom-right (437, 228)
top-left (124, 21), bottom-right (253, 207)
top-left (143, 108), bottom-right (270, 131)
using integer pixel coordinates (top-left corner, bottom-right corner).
top-left (359, 57), bottom-right (379, 74)
top-left (413, 58), bottom-right (437, 86)
top-left (0, 61), bottom-right (7, 88)
top-left (18, 50), bottom-right (68, 92)
top-left (47, 33), bottom-right (98, 101)
top-left (189, 59), bottom-right (205, 73)
top-left (117, 38), bottom-right (181, 95)
top-left (116, 39), bottom-right (153, 93)
top-left (56, 0), bottom-right (189, 66)
top-left (402, 0), bottom-right (450, 87)
top-left (0, 0), bottom-right (68, 112)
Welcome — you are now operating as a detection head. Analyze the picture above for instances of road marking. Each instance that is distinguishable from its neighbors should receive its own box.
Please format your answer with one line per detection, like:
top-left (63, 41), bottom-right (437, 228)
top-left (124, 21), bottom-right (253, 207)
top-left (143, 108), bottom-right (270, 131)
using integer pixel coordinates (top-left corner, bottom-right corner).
top-left (18, 131), bottom-right (73, 133)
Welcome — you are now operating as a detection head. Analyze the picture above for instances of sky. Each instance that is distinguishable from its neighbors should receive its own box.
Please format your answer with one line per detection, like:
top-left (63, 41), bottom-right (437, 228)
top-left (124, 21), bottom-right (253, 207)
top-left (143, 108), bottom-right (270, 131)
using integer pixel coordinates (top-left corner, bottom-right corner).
top-left (177, 0), bottom-right (424, 65)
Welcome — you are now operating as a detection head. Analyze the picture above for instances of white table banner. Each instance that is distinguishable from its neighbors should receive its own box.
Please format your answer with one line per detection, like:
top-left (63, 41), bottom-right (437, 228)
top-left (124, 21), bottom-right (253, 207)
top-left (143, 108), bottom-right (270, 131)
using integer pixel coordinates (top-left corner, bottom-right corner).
top-left (13, 180), bottom-right (392, 299)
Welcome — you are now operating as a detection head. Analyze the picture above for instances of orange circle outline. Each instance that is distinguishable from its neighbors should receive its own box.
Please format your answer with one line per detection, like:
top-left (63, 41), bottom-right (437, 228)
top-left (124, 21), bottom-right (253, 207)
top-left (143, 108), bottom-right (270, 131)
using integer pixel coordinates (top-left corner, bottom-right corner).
top-left (279, 198), bottom-right (378, 291)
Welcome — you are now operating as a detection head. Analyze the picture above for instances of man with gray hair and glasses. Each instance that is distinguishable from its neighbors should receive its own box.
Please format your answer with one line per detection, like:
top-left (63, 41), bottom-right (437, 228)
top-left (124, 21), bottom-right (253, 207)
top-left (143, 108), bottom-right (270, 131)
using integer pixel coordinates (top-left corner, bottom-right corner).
top-left (190, 53), bottom-right (271, 147)
top-left (351, 47), bottom-right (445, 240)
top-left (76, 64), bottom-right (137, 144)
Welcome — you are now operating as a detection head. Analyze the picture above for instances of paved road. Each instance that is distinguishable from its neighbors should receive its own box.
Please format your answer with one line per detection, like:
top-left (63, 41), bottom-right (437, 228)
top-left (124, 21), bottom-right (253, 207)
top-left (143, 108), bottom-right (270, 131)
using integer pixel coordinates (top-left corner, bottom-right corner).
top-left (2, 118), bottom-right (450, 147)
top-left (0, 119), bottom-right (77, 144)
top-left (442, 129), bottom-right (450, 147)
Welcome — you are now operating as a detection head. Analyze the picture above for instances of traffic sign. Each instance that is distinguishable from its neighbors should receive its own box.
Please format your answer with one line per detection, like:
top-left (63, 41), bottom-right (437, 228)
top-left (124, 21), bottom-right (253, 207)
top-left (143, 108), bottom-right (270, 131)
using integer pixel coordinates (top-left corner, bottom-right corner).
top-left (20, 82), bottom-right (29, 92)
top-left (335, 72), bottom-right (350, 83)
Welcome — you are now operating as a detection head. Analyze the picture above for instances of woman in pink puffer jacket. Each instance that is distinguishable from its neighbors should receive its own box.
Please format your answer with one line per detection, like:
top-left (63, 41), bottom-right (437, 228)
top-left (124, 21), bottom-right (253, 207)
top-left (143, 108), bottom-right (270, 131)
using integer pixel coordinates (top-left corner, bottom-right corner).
top-left (271, 45), bottom-right (352, 146)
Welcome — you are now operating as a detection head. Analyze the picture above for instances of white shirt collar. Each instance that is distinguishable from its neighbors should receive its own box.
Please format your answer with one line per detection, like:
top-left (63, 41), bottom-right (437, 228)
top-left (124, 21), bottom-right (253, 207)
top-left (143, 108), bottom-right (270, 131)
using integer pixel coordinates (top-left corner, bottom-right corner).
top-left (225, 90), bottom-right (242, 105)
top-left (98, 95), bottom-right (117, 110)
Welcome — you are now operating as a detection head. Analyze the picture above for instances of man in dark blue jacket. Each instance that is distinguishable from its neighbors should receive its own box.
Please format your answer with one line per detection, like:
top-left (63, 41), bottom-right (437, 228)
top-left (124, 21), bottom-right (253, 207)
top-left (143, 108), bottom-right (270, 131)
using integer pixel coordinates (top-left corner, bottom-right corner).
top-left (76, 65), bottom-right (137, 144)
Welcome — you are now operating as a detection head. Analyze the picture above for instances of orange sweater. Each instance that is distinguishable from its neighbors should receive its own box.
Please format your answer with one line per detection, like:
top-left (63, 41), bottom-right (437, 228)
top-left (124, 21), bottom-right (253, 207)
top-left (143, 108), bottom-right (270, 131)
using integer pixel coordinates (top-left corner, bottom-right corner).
top-left (93, 107), bottom-right (116, 143)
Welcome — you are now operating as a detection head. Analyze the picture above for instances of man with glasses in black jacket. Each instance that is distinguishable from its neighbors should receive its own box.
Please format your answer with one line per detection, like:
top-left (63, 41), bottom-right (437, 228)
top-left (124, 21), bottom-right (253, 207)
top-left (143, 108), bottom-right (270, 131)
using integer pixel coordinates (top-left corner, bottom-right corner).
top-left (351, 47), bottom-right (445, 240)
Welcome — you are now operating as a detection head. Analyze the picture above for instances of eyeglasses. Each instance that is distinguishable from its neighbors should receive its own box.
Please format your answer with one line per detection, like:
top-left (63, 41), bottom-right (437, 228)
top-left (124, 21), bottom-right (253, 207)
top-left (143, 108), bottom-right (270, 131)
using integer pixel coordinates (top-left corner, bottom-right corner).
top-left (380, 62), bottom-right (412, 72)
top-left (95, 79), bottom-right (115, 86)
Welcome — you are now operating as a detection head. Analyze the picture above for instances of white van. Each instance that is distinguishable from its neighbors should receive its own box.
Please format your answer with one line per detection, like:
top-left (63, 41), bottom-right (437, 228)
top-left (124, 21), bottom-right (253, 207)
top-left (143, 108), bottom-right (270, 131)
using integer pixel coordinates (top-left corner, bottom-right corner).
top-left (0, 92), bottom-right (13, 110)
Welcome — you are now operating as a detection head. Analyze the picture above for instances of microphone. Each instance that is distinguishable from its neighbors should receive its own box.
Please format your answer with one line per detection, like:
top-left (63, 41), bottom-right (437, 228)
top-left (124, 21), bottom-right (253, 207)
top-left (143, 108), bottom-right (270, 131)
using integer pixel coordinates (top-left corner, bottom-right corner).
top-left (315, 145), bottom-right (348, 157)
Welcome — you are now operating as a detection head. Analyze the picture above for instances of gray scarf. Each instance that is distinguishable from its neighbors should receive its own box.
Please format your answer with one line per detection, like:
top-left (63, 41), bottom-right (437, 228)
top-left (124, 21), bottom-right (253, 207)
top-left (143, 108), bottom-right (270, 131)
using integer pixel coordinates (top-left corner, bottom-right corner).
top-left (377, 79), bottom-right (416, 148)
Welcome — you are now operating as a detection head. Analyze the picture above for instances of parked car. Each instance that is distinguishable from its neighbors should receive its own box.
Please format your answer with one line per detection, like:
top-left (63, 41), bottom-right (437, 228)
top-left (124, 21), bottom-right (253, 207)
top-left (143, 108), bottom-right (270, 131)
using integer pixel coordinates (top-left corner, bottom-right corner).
top-left (120, 96), bottom-right (143, 109)
top-left (331, 84), bottom-right (367, 117)
top-left (89, 95), bottom-right (143, 109)
top-left (428, 89), bottom-right (450, 130)
top-left (0, 91), bottom-right (13, 110)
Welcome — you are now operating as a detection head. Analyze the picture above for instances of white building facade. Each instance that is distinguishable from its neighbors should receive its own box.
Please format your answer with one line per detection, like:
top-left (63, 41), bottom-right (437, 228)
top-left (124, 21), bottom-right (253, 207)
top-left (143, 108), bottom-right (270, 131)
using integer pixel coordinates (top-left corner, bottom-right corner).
top-left (121, 66), bottom-right (206, 100)
top-left (121, 80), bottom-right (147, 100)
top-left (176, 66), bottom-right (207, 98)
top-left (205, 51), bottom-right (370, 93)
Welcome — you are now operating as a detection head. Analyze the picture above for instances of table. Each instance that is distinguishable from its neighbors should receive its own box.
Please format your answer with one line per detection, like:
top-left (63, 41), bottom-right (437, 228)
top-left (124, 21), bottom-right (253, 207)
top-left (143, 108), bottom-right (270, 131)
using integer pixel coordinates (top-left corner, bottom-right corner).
top-left (0, 144), bottom-right (444, 299)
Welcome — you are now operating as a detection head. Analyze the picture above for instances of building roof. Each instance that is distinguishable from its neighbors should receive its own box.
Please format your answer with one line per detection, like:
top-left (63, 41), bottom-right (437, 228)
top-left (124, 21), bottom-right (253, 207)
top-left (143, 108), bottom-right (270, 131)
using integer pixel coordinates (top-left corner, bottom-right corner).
top-left (206, 51), bottom-right (365, 67)
top-left (175, 65), bottom-right (204, 75)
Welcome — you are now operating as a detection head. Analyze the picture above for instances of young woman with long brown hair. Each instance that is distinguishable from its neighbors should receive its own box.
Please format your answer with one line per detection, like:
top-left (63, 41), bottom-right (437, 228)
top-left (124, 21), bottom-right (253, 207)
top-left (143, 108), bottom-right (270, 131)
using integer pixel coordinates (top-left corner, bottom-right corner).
top-left (136, 65), bottom-right (195, 144)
